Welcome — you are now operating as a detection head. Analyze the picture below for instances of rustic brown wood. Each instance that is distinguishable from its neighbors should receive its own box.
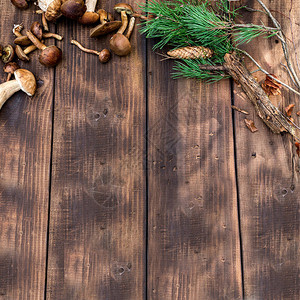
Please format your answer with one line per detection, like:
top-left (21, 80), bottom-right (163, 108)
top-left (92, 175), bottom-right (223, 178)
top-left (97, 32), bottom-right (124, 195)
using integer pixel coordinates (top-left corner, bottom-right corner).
top-left (147, 45), bottom-right (243, 299)
top-left (233, 0), bottom-right (300, 299)
top-left (224, 53), bottom-right (300, 138)
top-left (45, 1), bottom-right (146, 299)
top-left (0, 4), bottom-right (54, 299)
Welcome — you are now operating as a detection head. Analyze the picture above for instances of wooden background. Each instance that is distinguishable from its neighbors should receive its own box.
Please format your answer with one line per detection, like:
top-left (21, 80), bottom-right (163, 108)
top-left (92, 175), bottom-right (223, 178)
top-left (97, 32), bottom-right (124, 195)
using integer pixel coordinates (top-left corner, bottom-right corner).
top-left (0, 0), bottom-right (299, 299)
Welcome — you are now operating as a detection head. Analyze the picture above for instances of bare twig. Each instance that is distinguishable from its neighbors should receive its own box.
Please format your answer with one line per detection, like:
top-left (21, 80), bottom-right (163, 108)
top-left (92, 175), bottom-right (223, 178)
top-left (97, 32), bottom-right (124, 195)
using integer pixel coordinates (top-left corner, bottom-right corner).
top-left (231, 105), bottom-right (249, 115)
top-left (256, 0), bottom-right (300, 89)
top-left (280, 63), bottom-right (298, 87)
top-left (289, 9), bottom-right (300, 74)
top-left (224, 53), bottom-right (300, 141)
top-left (237, 49), bottom-right (300, 97)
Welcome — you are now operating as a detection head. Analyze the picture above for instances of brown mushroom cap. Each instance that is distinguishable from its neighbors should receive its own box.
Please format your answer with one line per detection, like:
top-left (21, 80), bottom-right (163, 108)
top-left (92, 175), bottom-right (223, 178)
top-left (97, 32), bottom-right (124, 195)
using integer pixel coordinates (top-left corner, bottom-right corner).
top-left (109, 33), bottom-right (131, 56)
top-left (113, 3), bottom-right (133, 15)
top-left (98, 9), bottom-right (113, 23)
top-left (78, 11), bottom-right (99, 25)
top-left (15, 45), bottom-right (30, 61)
top-left (14, 69), bottom-right (36, 96)
top-left (98, 49), bottom-right (111, 63)
top-left (39, 45), bottom-right (62, 67)
top-left (11, 0), bottom-right (29, 9)
top-left (14, 36), bottom-right (31, 46)
top-left (90, 21), bottom-right (122, 38)
top-left (61, 0), bottom-right (87, 20)
top-left (31, 21), bottom-right (43, 40)
top-left (2, 45), bottom-right (15, 63)
top-left (4, 62), bottom-right (20, 75)
top-left (45, 0), bottom-right (62, 22)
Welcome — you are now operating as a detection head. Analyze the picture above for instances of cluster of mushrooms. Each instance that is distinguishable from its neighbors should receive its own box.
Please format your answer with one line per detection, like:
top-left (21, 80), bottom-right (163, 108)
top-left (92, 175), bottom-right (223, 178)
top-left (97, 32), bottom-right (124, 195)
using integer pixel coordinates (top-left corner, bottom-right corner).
top-left (10, 0), bottom-right (143, 61)
top-left (0, 0), bottom-right (145, 112)
top-left (0, 20), bottom-right (64, 110)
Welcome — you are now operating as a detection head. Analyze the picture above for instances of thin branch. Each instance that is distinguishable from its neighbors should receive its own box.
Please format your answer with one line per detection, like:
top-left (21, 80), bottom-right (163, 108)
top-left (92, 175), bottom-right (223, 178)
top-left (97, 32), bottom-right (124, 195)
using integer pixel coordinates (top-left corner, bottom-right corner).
top-left (231, 105), bottom-right (249, 115)
top-left (256, 0), bottom-right (300, 89)
top-left (289, 9), bottom-right (300, 74)
top-left (280, 63), bottom-right (297, 87)
top-left (237, 49), bottom-right (300, 97)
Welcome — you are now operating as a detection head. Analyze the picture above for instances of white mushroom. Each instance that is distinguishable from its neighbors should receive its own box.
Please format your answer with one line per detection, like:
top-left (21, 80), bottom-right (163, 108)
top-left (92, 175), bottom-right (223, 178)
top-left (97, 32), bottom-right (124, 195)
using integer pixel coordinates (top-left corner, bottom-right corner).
top-left (0, 69), bottom-right (36, 110)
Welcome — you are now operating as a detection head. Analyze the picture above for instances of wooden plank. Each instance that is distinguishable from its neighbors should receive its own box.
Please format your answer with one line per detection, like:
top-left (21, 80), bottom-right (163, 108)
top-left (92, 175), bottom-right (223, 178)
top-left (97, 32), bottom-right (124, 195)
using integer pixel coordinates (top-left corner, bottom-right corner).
top-left (46, 1), bottom-right (146, 299)
top-left (233, 0), bottom-right (300, 299)
top-left (147, 39), bottom-right (243, 300)
top-left (0, 4), bottom-right (54, 299)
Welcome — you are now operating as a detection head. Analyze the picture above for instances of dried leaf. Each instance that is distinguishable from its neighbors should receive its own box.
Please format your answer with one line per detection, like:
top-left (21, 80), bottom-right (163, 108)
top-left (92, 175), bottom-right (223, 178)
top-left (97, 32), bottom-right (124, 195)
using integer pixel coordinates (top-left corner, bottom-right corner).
top-left (295, 142), bottom-right (300, 157)
top-left (244, 119), bottom-right (258, 133)
top-left (285, 104), bottom-right (295, 117)
top-left (262, 74), bottom-right (282, 96)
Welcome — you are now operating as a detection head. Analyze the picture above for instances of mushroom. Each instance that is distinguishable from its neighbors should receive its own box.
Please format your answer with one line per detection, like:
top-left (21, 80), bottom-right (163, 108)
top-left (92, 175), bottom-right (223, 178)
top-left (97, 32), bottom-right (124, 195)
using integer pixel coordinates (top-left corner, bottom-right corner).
top-left (0, 69), bottom-right (36, 111)
top-left (38, 0), bottom-right (62, 22)
top-left (3, 62), bottom-right (20, 81)
top-left (109, 16), bottom-right (135, 56)
top-left (26, 30), bottom-right (62, 67)
top-left (13, 24), bottom-right (31, 46)
top-left (15, 32), bottom-right (63, 46)
top-left (61, 0), bottom-right (86, 20)
top-left (31, 21), bottom-right (43, 40)
top-left (15, 45), bottom-right (37, 62)
top-left (113, 3), bottom-right (134, 35)
top-left (42, 32), bottom-right (63, 40)
top-left (71, 39), bottom-right (111, 63)
top-left (2, 45), bottom-right (15, 63)
top-left (90, 9), bottom-right (121, 38)
top-left (11, 0), bottom-right (29, 9)
top-left (78, 0), bottom-right (99, 25)
top-left (41, 12), bottom-right (49, 31)
top-left (12, 24), bottom-right (24, 37)
top-left (14, 36), bottom-right (32, 46)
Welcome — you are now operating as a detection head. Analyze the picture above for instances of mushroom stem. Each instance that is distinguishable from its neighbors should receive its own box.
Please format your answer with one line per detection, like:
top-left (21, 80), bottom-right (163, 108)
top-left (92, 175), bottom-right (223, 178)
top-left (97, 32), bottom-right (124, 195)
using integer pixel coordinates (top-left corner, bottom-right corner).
top-left (117, 11), bottom-right (128, 34)
top-left (26, 30), bottom-right (47, 50)
top-left (6, 74), bottom-right (12, 82)
top-left (43, 32), bottom-right (63, 40)
top-left (125, 17), bottom-right (135, 39)
top-left (24, 44), bottom-right (38, 54)
top-left (85, 0), bottom-right (97, 12)
top-left (13, 24), bottom-right (23, 37)
top-left (71, 39), bottom-right (100, 55)
top-left (0, 80), bottom-right (21, 110)
top-left (42, 12), bottom-right (49, 31)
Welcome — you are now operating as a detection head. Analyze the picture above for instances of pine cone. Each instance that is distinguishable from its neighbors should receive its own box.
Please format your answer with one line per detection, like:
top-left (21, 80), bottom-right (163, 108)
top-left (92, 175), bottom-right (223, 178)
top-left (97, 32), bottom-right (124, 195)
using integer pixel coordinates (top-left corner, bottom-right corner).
top-left (167, 46), bottom-right (213, 59)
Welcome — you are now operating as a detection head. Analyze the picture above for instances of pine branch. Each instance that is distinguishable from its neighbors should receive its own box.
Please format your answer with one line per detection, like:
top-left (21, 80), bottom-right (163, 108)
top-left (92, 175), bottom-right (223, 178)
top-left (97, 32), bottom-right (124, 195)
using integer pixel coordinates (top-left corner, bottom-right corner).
top-left (139, 0), bottom-right (282, 81)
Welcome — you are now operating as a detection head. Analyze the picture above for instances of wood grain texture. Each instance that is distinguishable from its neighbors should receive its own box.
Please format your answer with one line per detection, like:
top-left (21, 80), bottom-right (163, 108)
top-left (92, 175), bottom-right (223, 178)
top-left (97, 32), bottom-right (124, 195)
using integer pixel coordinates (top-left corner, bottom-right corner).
top-left (45, 1), bottom-right (146, 299)
top-left (0, 3), bottom-right (54, 299)
top-left (147, 44), bottom-right (243, 298)
top-left (234, 1), bottom-right (300, 299)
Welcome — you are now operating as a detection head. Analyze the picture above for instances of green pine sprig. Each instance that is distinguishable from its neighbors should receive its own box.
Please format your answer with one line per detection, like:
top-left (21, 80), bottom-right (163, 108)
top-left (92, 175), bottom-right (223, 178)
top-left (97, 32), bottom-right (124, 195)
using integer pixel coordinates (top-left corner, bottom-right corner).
top-left (139, 0), bottom-right (279, 82)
